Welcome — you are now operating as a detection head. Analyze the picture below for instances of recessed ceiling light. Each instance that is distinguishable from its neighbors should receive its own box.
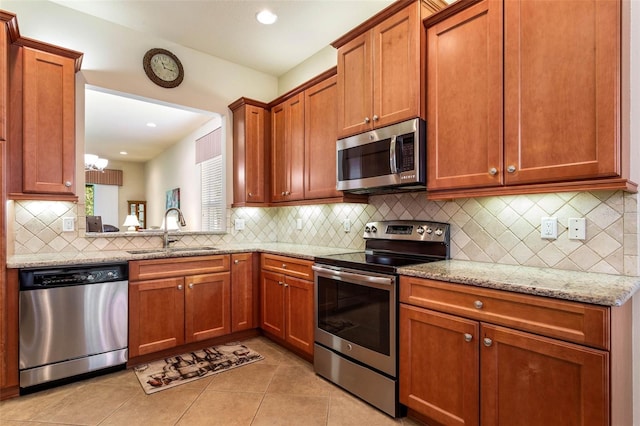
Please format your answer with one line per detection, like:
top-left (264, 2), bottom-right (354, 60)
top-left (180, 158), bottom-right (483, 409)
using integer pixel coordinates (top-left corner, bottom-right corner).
top-left (146, 122), bottom-right (157, 128)
top-left (120, 151), bottom-right (128, 155)
top-left (256, 9), bottom-right (277, 25)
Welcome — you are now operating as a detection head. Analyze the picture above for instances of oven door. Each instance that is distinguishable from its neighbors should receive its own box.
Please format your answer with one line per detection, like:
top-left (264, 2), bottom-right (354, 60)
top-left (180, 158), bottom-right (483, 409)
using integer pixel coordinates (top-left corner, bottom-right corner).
top-left (313, 264), bottom-right (397, 377)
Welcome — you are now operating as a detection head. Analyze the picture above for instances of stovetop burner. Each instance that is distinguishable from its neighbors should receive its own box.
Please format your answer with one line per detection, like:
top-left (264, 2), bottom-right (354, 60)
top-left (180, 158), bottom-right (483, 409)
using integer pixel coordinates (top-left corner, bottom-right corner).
top-left (315, 220), bottom-right (450, 274)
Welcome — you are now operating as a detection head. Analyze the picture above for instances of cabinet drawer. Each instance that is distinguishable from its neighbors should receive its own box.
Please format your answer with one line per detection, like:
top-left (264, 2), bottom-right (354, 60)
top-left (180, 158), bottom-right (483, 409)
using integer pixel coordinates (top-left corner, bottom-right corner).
top-left (400, 277), bottom-right (609, 350)
top-left (130, 255), bottom-right (230, 281)
top-left (261, 253), bottom-right (313, 280)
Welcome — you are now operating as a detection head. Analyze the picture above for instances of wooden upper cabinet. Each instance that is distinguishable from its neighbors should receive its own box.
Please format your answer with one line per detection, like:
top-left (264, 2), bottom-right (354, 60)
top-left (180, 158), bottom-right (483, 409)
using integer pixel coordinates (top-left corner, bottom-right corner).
top-left (229, 98), bottom-right (269, 206)
top-left (0, 12), bottom-right (11, 143)
top-left (304, 75), bottom-right (341, 199)
top-left (503, 0), bottom-right (620, 185)
top-left (271, 93), bottom-right (304, 202)
top-left (427, 0), bottom-right (503, 191)
top-left (336, 2), bottom-right (421, 138)
top-left (426, 0), bottom-right (633, 199)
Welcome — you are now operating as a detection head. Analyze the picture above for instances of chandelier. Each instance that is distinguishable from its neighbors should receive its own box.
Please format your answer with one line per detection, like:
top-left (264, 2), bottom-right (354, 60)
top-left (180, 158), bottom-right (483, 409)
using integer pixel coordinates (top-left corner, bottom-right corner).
top-left (84, 154), bottom-right (109, 172)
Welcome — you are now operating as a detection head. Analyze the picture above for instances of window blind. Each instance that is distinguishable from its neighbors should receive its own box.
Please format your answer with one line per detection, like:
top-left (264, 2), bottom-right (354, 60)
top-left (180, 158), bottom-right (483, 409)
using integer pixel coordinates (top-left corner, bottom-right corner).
top-left (197, 127), bottom-right (225, 232)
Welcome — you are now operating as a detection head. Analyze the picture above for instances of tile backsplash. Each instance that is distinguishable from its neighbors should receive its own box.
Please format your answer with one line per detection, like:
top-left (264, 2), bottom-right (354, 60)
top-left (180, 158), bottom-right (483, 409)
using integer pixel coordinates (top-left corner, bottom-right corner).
top-left (9, 190), bottom-right (639, 276)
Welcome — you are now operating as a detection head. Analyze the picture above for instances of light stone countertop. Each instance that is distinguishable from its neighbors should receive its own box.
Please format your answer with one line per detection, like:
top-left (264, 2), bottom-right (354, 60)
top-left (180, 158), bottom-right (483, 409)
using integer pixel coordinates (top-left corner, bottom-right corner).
top-left (398, 260), bottom-right (640, 307)
top-left (6, 243), bottom-right (357, 269)
top-left (8, 246), bottom-right (639, 307)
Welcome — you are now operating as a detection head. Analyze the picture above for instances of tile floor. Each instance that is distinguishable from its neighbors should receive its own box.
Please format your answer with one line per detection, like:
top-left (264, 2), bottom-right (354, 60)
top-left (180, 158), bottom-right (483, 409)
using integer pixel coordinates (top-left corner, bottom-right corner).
top-left (0, 337), bottom-right (422, 426)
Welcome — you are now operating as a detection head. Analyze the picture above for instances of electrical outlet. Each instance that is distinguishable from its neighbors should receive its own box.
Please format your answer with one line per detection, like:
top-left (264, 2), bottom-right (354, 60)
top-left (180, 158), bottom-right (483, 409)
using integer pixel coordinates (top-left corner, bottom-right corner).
top-left (540, 217), bottom-right (557, 239)
top-left (568, 218), bottom-right (586, 240)
top-left (234, 218), bottom-right (245, 231)
top-left (343, 219), bottom-right (351, 232)
top-left (62, 217), bottom-right (75, 232)
top-left (296, 218), bottom-right (303, 230)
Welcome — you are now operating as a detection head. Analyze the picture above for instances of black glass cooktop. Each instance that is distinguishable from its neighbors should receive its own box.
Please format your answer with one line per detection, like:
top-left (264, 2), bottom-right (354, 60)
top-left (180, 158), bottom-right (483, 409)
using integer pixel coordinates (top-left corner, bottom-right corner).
top-left (315, 251), bottom-right (440, 274)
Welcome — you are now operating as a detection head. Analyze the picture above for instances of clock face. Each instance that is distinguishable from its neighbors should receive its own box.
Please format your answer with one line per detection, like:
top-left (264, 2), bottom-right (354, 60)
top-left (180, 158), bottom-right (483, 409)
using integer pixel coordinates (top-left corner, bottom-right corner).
top-left (143, 48), bottom-right (184, 88)
top-left (150, 53), bottom-right (179, 82)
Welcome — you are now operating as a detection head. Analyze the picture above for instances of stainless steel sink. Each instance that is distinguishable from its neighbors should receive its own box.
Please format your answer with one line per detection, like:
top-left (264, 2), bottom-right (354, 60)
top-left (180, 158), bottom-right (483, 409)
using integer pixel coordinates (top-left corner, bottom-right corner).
top-left (127, 246), bottom-right (218, 255)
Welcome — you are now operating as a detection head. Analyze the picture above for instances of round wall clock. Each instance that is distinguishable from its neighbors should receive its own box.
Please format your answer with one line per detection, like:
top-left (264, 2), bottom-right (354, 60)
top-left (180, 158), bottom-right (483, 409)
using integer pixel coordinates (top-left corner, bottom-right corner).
top-left (142, 48), bottom-right (184, 88)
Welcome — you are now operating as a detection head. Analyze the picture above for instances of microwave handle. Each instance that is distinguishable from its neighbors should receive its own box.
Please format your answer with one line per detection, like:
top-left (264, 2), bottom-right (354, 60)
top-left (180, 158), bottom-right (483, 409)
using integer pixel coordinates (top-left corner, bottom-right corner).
top-left (390, 135), bottom-right (398, 174)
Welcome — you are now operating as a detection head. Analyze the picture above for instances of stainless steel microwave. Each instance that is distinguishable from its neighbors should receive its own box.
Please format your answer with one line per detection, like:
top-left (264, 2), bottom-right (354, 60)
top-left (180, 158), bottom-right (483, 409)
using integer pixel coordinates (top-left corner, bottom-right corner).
top-left (336, 118), bottom-right (426, 194)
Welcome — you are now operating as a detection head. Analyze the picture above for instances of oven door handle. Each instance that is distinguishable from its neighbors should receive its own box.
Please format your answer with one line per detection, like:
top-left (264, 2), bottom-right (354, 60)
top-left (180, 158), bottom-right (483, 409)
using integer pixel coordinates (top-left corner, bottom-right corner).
top-left (312, 265), bottom-right (394, 286)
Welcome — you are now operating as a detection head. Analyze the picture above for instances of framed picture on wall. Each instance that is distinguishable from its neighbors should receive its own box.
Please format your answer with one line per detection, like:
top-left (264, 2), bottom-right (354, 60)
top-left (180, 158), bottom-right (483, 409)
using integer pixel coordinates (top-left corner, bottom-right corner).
top-left (166, 188), bottom-right (180, 209)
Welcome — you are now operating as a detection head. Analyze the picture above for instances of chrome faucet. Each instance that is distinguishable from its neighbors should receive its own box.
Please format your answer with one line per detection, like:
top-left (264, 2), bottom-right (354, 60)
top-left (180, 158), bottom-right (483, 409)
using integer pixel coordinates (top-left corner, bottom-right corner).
top-left (163, 208), bottom-right (187, 248)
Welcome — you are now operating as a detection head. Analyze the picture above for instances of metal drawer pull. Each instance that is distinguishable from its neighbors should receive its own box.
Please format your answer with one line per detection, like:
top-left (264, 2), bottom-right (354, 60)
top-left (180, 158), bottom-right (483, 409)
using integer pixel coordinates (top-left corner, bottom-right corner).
top-left (178, 284), bottom-right (183, 290)
top-left (507, 165), bottom-right (516, 173)
top-left (282, 264), bottom-right (287, 269)
top-left (463, 333), bottom-right (473, 343)
top-left (483, 338), bottom-right (493, 347)
top-left (474, 300), bottom-right (484, 309)
top-left (278, 281), bottom-right (284, 286)
top-left (189, 283), bottom-right (194, 289)
top-left (489, 167), bottom-right (497, 175)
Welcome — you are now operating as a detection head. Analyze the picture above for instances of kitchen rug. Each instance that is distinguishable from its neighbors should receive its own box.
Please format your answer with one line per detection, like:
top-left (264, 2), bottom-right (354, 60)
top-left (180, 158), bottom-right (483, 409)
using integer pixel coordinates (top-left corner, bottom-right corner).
top-left (133, 342), bottom-right (263, 394)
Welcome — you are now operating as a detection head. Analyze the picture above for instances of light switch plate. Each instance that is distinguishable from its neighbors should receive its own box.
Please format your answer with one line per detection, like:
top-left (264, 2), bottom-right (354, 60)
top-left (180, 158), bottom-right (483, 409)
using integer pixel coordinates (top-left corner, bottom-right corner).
top-left (234, 218), bottom-right (245, 231)
top-left (296, 218), bottom-right (303, 230)
top-left (343, 219), bottom-right (351, 232)
top-left (62, 217), bottom-right (75, 232)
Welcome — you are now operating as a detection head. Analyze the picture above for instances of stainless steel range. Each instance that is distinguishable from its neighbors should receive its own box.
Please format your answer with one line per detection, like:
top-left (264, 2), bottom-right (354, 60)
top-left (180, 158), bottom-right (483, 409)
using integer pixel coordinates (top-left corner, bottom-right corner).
top-left (313, 220), bottom-right (450, 417)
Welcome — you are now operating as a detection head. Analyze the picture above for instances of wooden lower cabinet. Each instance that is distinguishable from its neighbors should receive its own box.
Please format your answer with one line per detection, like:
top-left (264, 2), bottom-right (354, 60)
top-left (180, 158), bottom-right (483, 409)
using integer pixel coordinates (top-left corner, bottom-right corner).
top-left (260, 254), bottom-right (314, 357)
top-left (128, 255), bottom-right (232, 359)
top-left (231, 253), bottom-right (256, 332)
top-left (399, 276), bottom-right (622, 426)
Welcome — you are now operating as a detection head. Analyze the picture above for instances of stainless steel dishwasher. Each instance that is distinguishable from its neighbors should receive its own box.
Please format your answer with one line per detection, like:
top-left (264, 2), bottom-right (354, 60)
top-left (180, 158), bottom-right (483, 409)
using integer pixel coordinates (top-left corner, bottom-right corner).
top-left (19, 262), bottom-right (128, 390)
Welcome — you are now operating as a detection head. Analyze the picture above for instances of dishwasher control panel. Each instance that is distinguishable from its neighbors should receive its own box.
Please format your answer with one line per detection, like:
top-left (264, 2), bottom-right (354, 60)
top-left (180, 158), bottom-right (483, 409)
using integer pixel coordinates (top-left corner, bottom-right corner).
top-left (20, 262), bottom-right (128, 289)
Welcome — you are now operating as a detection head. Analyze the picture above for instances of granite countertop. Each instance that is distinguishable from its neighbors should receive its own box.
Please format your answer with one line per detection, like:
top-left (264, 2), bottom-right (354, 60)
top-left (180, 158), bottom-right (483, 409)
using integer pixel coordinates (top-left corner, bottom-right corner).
top-left (398, 260), bottom-right (640, 307)
top-left (6, 243), bottom-right (356, 269)
top-left (8, 247), bottom-right (639, 307)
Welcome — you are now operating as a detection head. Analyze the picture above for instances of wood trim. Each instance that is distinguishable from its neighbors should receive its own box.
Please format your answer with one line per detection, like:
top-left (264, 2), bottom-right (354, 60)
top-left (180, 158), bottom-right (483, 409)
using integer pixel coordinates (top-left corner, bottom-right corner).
top-left (228, 97), bottom-right (269, 112)
top-left (426, 178), bottom-right (638, 201)
top-left (331, 0), bottom-right (416, 48)
top-left (12, 36), bottom-right (83, 72)
top-left (7, 192), bottom-right (79, 202)
top-left (85, 168), bottom-right (123, 186)
top-left (423, 0), bottom-right (483, 28)
top-left (268, 67), bottom-right (337, 108)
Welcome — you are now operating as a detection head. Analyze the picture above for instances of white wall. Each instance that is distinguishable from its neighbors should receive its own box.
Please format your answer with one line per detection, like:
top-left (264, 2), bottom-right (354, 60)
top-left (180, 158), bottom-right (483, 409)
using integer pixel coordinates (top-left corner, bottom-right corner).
top-left (278, 45), bottom-right (337, 95)
top-left (145, 117), bottom-right (223, 230)
top-left (92, 184), bottom-right (118, 227)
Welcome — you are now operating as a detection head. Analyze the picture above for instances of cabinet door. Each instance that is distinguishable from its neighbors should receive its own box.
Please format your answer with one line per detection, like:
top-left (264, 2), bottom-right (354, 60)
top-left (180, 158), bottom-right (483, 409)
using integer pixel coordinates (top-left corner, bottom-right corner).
top-left (129, 277), bottom-right (185, 357)
top-left (185, 272), bottom-right (231, 342)
top-left (337, 31), bottom-right (372, 137)
top-left (399, 304), bottom-right (479, 426)
top-left (504, 0), bottom-right (620, 184)
top-left (304, 75), bottom-right (341, 199)
top-left (231, 253), bottom-right (254, 332)
top-left (481, 324), bottom-right (609, 426)
top-left (372, 3), bottom-right (420, 128)
top-left (284, 276), bottom-right (314, 356)
top-left (244, 105), bottom-right (268, 203)
top-left (22, 47), bottom-right (76, 195)
top-left (271, 102), bottom-right (287, 202)
top-left (260, 270), bottom-right (285, 339)
top-left (426, 0), bottom-right (503, 191)
top-left (271, 95), bottom-right (305, 202)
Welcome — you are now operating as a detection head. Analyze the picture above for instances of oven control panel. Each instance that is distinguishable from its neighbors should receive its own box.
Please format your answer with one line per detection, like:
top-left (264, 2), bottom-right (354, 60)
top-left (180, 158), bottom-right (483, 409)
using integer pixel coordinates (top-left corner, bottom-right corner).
top-left (363, 220), bottom-right (449, 243)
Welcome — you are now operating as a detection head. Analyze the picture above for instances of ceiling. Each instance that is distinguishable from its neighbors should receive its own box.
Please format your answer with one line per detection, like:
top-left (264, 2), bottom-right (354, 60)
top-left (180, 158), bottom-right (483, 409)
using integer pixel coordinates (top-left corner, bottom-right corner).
top-left (50, 0), bottom-right (396, 164)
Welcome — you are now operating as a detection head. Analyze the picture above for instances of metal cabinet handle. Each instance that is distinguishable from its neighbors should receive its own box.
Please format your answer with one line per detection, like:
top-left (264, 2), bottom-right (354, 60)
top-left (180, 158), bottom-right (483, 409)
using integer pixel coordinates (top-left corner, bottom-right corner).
top-left (248, 192), bottom-right (253, 197)
top-left (282, 264), bottom-right (287, 269)
top-left (474, 300), bottom-right (484, 309)
top-left (189, 283), bottom-right (194, 289)
top-left (277, 281), bottom-right (284, 286)
top-left (463, 333), bottom-right (473, 343)
top-left (178, 284), bottom-right (183, 290)
top-left (507, 165), bottom-right (516, 173)
top-left (284, 283), bottom-right (289, 287)
top-left (373, 114), bottom-right (379, 121)
top-left (64, 181), bottom-right (72, 187)
top-left (364, 117), bottom-right (370, 124)
top-left (483, 337), bottom-right (493, 347)
top-left (489, 167), bottom-right (498, 176)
